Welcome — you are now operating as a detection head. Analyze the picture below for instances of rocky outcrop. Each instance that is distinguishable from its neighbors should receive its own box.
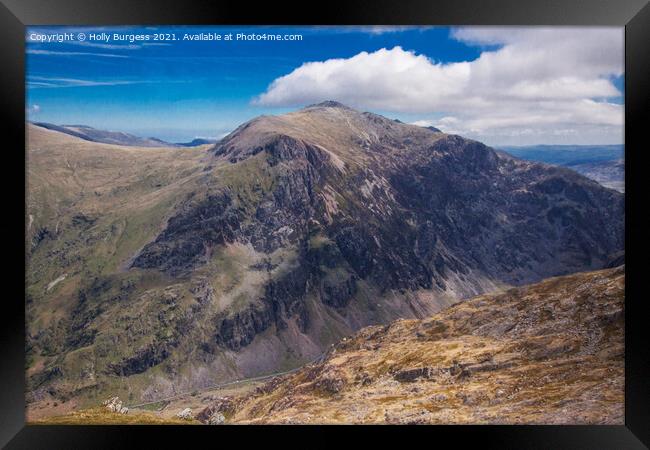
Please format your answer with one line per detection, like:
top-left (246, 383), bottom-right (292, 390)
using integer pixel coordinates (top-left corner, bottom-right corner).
top-left (175, 408), bottom-right (193, 420)
top-left (393, 367), bottom-right (435, 383)
top-left (213, 259), bottom-right (312, 350)
top-left (132, 192), bottom-right (242, 274)
top-left (214, 303), bottom-right (274, 351)
top-left (196, 396), bottom-right (236, 424)
top-left (108, 343), bottom-right (173, 377)
top-left (103, 397), bottom-right (128, 414)
top-left (320, 274), bottom-right (357, 309)
top-left (221, 266), bottom-right (625, 424)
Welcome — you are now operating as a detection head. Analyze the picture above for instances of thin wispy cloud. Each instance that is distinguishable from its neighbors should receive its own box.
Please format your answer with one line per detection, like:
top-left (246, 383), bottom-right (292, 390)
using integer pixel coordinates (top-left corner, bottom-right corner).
top-left (28, 76), bottom-right (194, 89)
top-left (27, 49), bottom-right (130, 58)
top-left (141, 42), bottom-right (173, 47)
top-left (309, 25), bottom-right (434, 35)
top-left (28, 76), bottom-right (140, 88)
top-left (358, 26), bottom-right (434, 35)
top-left (72, 41), bottom-right (141, 50)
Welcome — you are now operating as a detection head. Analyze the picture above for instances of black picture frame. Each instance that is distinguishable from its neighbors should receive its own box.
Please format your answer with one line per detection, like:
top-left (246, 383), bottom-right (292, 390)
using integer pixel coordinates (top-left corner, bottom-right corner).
top-left (1, 0), bottom-right (648, 448)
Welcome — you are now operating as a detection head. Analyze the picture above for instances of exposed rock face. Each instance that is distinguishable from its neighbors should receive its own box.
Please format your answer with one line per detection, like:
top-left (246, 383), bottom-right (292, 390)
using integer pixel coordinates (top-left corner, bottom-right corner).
top-left (26, 103), bottom-right (624, 411)
top-left (219, 266), bottom-right (625, 424)
top-left (196, 396), bottom-right (235, 425)
top-left (130, 102), bottom-right (623, 360)
top-left (103, 397), bottom-right (128, 414)
top-left (132, 192), bottom-right (242, 274)
top-left (175, 408), bottom-right (193, 420)
top-left (135, 106), bottom-right (624, 287)
top-left (208, 413), bottom-right (225, 425)
top-left (108, 343), bottom-right (172, 376)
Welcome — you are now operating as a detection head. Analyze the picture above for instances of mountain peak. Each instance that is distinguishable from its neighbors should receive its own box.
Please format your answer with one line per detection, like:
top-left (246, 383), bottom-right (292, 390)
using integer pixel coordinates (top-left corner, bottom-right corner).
top-left (304, 100), bottom-right (353, 110)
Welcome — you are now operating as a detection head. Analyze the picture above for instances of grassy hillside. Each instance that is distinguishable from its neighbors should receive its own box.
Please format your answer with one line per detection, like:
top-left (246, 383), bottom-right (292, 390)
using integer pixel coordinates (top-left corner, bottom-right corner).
top-left (26, 124), bottom-right (213, 411)
top-left (30, 407), bottom-right (200, 425)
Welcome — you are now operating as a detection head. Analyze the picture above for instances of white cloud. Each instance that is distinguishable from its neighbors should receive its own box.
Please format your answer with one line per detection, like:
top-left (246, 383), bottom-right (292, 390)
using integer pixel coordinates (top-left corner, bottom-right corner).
top-left (254, 27), bottom-right (623, 145)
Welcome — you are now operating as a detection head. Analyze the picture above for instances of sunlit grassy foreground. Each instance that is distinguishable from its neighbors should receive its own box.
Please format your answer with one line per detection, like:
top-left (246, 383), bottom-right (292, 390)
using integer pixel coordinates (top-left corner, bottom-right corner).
top-left (29, 407), bottom-right (200, 425)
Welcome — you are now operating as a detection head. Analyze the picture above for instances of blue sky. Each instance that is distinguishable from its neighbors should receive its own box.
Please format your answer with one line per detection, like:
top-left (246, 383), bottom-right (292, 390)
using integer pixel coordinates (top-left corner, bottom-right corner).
top-left (26, 26), bottom-right (624, 145)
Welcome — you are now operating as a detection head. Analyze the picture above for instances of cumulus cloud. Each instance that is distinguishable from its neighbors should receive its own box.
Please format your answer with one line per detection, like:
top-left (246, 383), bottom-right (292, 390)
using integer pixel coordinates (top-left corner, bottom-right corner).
top-left (254, 27), bottom-right (623, 144)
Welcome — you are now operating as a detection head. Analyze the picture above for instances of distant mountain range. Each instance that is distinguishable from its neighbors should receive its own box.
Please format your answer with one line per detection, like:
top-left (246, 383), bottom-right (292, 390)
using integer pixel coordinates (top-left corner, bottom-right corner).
top-left (497, 145), bottom-right (624, 192)
top-left (26, 102), bottom-right (624, 417)
top-left (31, 122), bottom-right (218, 148)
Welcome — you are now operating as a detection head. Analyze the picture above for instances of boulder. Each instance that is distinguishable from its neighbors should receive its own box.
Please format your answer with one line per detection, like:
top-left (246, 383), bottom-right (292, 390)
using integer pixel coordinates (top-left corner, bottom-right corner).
top-left (208, 413), bottom-right (225, 425)
top-left (394, 367), bottom-right (434, 383)
top-left (176, 408), bottom-right (193, 420)
top-left (103, 396), bottom-right (128, 413)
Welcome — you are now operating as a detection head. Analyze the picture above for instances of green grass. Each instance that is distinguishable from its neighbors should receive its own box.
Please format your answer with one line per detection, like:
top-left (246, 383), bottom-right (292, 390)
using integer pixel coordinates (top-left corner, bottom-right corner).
top-left (214, 152), bottom-right (277, 214)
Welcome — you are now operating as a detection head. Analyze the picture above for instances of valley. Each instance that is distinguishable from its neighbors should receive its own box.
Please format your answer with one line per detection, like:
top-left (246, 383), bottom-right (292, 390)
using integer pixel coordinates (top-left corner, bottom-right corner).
top-left (31, 266), bottom-right (625, 424)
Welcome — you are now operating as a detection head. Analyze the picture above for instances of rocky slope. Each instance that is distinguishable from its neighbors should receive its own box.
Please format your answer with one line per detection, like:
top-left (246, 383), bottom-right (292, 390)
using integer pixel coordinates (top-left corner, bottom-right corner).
top-left (205, 266), bottom-right (624, 424)
top-left (26, 102), bottom-right (624, 413)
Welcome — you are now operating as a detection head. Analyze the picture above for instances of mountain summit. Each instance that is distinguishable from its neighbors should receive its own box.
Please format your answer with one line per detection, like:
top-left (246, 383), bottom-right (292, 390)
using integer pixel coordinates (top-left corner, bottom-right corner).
top-left (305, 100), bottom-right (353, 109)
top-left (26, 104), bottom-right (624, 410)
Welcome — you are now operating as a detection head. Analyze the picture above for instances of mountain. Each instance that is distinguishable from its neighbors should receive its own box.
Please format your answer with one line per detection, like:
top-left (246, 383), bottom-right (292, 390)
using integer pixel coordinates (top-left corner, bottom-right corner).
top-left (25, 102), bottom-right (624, 414)
top-left (497, 144), bottom-right (623, 166)
top-left (498, 144), bottom-right (624, 192)
top-left (30, 122), bottom-right (216, 148)
top-left (32, 122), bottom-right (178, 147)
top-left (566, 159), bottom-right (624, 193)
top-left (176, 138), bottom-right (219, 147)
top-left (209, 266), bottom-right (624, 424)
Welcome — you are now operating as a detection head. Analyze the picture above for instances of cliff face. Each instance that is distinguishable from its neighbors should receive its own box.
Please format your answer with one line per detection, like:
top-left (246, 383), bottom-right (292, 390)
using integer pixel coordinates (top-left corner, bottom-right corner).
top-left (137, 103), bottom-right (623, 287)
top-left (212, 266), bottom-right (624, 424)
top-left (129, 101), bottom-right (623, 355)
top-left (26, 102), bottom-right (624, 409)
